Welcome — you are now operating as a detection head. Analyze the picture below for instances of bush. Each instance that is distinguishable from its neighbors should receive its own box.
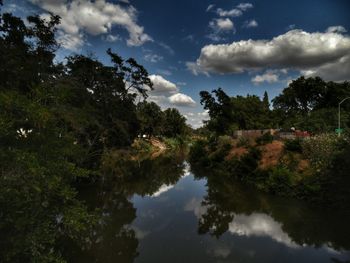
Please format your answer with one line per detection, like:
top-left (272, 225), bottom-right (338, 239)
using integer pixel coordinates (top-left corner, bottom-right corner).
top-left (266, 166), bottom-right (295, 195)
top-left (237, 136), bottom-right (250, 147)
top-left (284, 138), bottom-right (302, 153)
top-left (256, 132), bottom-right (274, 145)
top-left (189, 139), bottom-right (209, 164)
top-left (301, 134), bottom-right (341, 170)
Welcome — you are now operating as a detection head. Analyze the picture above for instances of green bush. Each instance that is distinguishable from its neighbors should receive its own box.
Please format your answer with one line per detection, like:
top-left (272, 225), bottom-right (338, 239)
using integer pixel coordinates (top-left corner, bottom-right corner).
top-left (266, 167), bottom-right (295, 195)
top-left (237, 136), bottom-right (250, 147)
top-left (301, 134), bottom-right (341, 170)
top-left (189, 139), bottom-right (209, 164)
top-left (284, 138), bottom-right (302, 153)
top-left (256, 132), bottom-right (274, 145)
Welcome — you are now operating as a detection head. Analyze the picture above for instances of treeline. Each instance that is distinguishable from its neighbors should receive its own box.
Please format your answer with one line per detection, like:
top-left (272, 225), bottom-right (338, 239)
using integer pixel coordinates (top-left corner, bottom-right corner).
top-left (0, 8), bottom-right (186, 262)
top-left (200, 76), bottom-right (350, 135)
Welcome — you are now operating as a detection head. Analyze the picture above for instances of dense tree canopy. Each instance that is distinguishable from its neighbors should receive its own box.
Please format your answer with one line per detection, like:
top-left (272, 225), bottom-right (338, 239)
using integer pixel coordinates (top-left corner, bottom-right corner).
top-left (200, 77), bottom-right (350, 135)
top-left (0, 9), bottom-right (184, 262)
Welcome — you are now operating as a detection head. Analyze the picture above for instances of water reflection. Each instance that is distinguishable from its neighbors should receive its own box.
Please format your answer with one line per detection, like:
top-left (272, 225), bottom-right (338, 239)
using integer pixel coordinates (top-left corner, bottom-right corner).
top-left (192, 166), bottom-right (350, 253)
top-left (73, 155), bottom-right (350, 262)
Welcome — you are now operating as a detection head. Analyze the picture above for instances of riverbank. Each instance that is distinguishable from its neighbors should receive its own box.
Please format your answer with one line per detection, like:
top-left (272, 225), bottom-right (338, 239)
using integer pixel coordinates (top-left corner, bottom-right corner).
top-left (189, 133), bottom-right (350, 207)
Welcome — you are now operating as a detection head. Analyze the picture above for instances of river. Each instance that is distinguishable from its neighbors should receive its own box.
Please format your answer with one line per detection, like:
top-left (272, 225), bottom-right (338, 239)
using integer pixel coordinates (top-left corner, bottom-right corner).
top-left (72, 154), bottom-right (350, 262)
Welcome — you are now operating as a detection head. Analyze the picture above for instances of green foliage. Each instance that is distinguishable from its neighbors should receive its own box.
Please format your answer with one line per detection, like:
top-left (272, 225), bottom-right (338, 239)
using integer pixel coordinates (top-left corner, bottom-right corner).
top-left (284, 138), bottom-right (303, 153)
top-left (256, 132), bottom-right (274, 145)
top-left (265, 167), bottom-right (296, 195)
top-left (301, 134), bottom-right (341, 170)
top-left (137, 101), bottom-right (164, 138)
top-left (136, 101), bottom-right (189, 139)
top-left (188, 139), bottom-right (209, 165)
top-left (162, 108), bottom-right (188, 138)
top-left (200, 88), bottom-right (273, 135)
top-left (237, 136), bottom-right (250, 147)
top-left (0, 9), bottom-right (165, 262)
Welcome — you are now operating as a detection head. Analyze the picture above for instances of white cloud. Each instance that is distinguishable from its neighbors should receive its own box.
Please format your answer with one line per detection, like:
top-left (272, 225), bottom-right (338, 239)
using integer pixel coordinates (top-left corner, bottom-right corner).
top-left (326, 25), bottom-right (347, 34)
top-left (149, 75), bottom-right (178, 94)
top-left (169, 93), bottom-right (196, 107)
top-left (236, 2), bottom-right (253, 11)
top-left (188, 29), bottom-right (350, 81)
top-left (207, 18), bottom-right (235, 42)
top-left (206, 4), bottom-right (215, 12)
top-left (31, 0), bottom-right (152, 50)
top-left (144, 53), bottom-right (163, 63)
top-left (149, 184), bottom-right (174, 197)
top-left (210, 18), bottom-right (234, 31)
top-left (104, 34), bottom-right (120, 42)
top-left (56, 31), bottom-right (85, 51)
top-left (216, 8), bottom-right (242, 17)
top-left (243, 19), bottom-right (258, 28)
top-left (252, 72), bottom-right (279, 85)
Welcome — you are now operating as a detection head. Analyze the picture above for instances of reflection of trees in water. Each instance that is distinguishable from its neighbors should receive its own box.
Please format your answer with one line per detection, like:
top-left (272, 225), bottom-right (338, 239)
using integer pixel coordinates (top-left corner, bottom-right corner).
top-left (72, 153), bottom-right (187, 262)
top-left (105, 152), bottom-right (187, 197)
top-left (192, 166), bottom-right (350, 251)
top-left (71, 191), bottom-right (139, 263)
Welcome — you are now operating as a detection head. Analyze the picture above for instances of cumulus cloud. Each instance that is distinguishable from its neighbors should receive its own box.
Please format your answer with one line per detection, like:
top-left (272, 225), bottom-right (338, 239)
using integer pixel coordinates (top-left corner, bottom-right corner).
top-left (252, 72), bottom-right (279, 85)
top-left (149, 75), bottom-right (178, 94)
top-left (243, 19), bottom-right (258, 28)
top-left (147, 75), bottom-right (196, 110)
top-left (188, 28), bottom-right (350, 81)
top-left (207, 18), bottom-right (235, 42)
top-left (104, 34), bottom-right (120, 42)
top-left (326, 25), bottom-right (347, 34)
top-left (31, 0), bottom-right (152, 50)
top-left (169, 93), bottom-right (196, 107)
top-left (210, 18), bottom-right (234, 31)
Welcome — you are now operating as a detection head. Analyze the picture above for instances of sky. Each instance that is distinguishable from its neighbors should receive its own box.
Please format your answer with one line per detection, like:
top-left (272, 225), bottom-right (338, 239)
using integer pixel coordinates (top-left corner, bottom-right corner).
top-left (3, 0), bottom-right (350, 128)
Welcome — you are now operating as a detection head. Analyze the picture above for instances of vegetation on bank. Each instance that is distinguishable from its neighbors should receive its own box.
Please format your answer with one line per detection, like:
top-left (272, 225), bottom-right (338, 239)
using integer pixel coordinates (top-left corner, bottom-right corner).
top-left (0, 7), bottom-right (188, 262)
top-left (190, 76), bottom-right (350, 205)
top-left (189, 133), bottom-right (350, 206)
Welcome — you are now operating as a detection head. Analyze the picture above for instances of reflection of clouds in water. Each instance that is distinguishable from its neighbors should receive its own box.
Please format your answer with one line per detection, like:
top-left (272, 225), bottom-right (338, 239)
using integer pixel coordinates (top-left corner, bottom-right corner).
top-left (131, 226), bottom-right (150, 239)
top-left (184, 198), bottom-right (207, 218)
top-left (211, 246), bottom-right (231, 258)
top-left (182, 162), bottom-right (191, 178)
top-left (150, 184), bottom-right (174, 197)
top-left (229, 213), bottom-right (298, 248)
top-left (148, 163), bottom-right (192, 197)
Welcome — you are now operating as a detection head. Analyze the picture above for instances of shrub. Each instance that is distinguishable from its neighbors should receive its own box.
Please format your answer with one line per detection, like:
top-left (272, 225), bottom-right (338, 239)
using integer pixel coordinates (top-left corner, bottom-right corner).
top-left (237, 136), bottom-right (250, 147)
top-left (301, 134), bottom-right (341, 170)
top-left (266, 166), bottom-right (295, 195)
top-left (189, 139), bottom-right (209, 164)
top-left (284, 138), bottom-right (302, 153)
top-left (256, 132), bottom-right (274, 145)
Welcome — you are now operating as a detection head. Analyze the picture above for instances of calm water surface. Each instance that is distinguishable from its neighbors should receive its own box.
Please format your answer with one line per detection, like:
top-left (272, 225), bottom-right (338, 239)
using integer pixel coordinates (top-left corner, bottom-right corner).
top-left (75, 155), bottom-right (350, 263)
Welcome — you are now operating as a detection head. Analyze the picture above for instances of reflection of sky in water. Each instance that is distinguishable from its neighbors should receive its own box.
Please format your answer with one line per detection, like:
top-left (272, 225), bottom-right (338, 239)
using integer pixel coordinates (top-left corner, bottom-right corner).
top-left (131, 174), bottom-right (350, 263)
top-left (147, 162), bottom-right (191, 198)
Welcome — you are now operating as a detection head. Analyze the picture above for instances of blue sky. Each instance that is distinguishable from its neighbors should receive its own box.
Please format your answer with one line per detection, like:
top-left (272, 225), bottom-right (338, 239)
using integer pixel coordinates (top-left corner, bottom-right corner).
top-left (4, 0), bottom-right (350, 127)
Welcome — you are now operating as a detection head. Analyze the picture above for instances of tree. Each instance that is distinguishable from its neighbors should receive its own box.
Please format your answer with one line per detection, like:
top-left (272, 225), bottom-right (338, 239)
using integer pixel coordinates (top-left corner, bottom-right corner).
top-left (200, 88), bottom-right (234, 135)
top-left (137, 101), bottom-right (164, 137)
top-left (163, 108), bottom-right (188, 137)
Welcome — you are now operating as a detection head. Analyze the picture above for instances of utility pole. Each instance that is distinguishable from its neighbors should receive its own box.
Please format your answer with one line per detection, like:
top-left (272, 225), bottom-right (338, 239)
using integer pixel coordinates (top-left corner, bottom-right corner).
top-left (338, 97), bottom-right (350, 137)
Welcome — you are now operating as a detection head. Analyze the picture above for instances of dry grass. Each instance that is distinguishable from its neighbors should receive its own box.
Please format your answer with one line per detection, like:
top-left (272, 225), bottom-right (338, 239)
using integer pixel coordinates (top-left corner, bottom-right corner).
top-left (225, 146), bottom-right (248, 160)
top-left (259, 141), bottom-right (284, 170)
